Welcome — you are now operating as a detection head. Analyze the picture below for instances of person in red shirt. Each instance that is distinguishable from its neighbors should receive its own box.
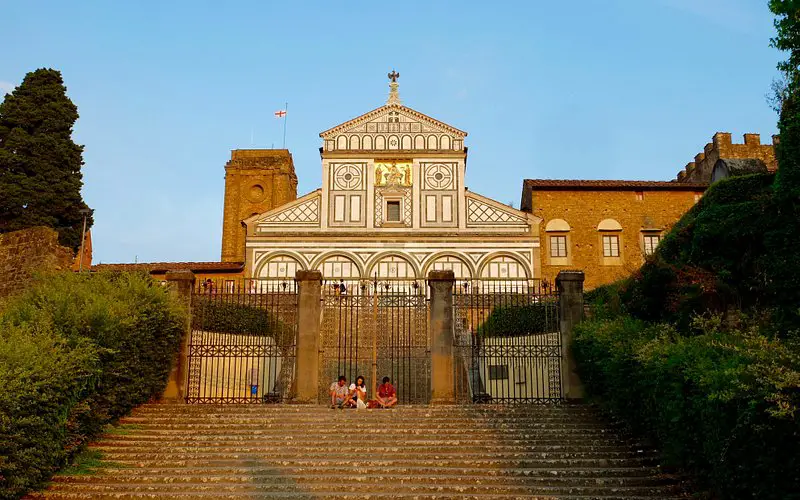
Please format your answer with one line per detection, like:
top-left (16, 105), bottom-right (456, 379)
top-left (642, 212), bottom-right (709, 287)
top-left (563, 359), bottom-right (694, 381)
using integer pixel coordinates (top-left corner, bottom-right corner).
top-left (376, 376), bottom-right (397, 408)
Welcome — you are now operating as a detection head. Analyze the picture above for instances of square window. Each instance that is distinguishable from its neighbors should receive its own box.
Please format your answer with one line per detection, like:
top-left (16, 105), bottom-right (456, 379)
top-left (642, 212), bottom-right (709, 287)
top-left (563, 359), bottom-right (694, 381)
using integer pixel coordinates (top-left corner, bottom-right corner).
top-left (488, 365), bottom-right (509, 380)
top-left (602, 235), bottom-right (620, 257)
top-left (386, 200), bottom-right (401, 222)
top-left (635, 191), bottom-right (644, 201)
top-left (550, 235), bottom-right (567, 257)
top-left (643, 234), bottom-right (661, 255)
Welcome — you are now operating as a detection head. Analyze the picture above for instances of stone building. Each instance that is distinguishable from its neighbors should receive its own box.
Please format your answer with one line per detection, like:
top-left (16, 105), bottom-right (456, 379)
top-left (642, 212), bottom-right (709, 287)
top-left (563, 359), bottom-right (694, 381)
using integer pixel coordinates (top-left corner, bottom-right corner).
top-left (243, 75), bottom-right (540, 282)
top-left (520, 180), bottom-right (707, 290)
top-left (676, 132), bottom-right (777, 183)
top-left (89, 79), bottom-right (779, 292)
top-left (220, 149), bottom-right (298, 263)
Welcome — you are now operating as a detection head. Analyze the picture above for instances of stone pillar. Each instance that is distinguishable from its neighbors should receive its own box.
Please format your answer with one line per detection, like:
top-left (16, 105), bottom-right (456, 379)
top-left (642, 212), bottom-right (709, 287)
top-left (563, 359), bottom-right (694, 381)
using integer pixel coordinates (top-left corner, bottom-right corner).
top-left (162, 270), bottom-right (195, 403)
top-left (294, 270), bottom-right (322, 403)
top-left (429, 270), bottom-right (455, 405)
top-left (556, 270), bottom-right (585, 401)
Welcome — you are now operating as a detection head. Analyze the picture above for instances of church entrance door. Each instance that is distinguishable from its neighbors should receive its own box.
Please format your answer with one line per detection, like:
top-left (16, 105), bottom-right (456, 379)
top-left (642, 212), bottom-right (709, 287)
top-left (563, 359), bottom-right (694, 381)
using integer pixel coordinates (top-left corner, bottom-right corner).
top-left (320, 279), bottom-right (430, 404)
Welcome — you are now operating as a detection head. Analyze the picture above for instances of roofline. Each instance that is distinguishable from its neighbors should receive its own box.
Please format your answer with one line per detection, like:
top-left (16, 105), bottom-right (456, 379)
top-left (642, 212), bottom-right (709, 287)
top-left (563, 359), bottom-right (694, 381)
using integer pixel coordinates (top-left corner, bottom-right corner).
top-left (90, 262), bottom-right (245, 274)
top-left (319, 103), bottom-right (468, 138)
top-left (522, 179), bottom-right (709, 191)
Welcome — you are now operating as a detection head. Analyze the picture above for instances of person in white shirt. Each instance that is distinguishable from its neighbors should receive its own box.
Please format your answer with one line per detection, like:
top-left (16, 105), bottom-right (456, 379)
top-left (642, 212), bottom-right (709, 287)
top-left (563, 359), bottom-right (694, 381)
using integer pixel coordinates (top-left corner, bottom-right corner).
top-left (349, 375), bottom-right (367, 409)
top-left (329, 375), bottom-right (353, 408)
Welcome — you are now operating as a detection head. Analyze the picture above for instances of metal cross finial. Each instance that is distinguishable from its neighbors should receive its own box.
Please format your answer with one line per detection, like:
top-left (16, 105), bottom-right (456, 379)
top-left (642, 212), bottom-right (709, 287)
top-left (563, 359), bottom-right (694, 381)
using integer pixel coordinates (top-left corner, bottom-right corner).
top-left (388, 70), bottom-right (400, 82)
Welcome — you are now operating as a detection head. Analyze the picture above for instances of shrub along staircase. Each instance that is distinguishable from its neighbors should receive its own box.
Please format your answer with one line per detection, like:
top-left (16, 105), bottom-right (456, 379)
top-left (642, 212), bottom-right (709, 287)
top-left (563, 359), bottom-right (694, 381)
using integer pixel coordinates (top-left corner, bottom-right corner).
top-left (31, 404), bottom-right (688, 499)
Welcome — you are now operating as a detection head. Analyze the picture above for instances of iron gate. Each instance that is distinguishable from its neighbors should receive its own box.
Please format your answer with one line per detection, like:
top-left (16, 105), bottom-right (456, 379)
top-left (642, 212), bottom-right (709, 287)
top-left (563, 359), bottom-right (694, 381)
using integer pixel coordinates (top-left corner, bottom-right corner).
top-left (320, 279), bottom-right (429, 404)
top-left (453, 279), bottom-right (561, 403)
top-left (187, 279), bottom-right (297, 403)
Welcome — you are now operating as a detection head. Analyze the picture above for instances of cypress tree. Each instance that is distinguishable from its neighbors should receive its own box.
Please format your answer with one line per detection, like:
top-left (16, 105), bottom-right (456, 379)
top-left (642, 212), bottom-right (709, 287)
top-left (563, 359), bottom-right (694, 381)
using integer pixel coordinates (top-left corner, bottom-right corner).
top-left (0, 68), bottom-right (91, 250)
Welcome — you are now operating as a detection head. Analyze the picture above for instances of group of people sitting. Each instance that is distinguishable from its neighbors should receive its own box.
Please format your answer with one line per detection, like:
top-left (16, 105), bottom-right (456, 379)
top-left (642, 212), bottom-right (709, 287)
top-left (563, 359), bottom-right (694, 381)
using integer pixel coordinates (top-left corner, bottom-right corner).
top-left (329, 375), bottom-right (398, 409)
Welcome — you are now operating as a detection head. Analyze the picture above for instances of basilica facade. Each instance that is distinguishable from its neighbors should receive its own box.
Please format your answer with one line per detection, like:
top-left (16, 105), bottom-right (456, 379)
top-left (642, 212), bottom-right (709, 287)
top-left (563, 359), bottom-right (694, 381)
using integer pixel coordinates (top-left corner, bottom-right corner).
top-left (241, 77), bottom-right (541, 282)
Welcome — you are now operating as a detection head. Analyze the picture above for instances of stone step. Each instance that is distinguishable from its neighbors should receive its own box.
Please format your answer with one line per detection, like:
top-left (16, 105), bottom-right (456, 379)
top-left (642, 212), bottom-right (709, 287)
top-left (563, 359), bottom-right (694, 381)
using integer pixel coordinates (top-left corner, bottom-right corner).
top-left (99, 457), bottom-right (662, 468)
top-left (112, 423), bottom-right (627, 434)
top-left (52, 465), bottom-right (666, 479)
top-left (30, 403), bottom-right (687, 499)
top-left (92, 445), bottom-right (656, 460)
top-left (42, 481), bottom-right (681, 497)
top-left (53, 471), bottom-right (674, 487)
top-left (99, 435), bottom-right (646, 447)
top-left (95, 439), bottom-right (647, 452)
top-left (31, 493), bottom-right (684, 500)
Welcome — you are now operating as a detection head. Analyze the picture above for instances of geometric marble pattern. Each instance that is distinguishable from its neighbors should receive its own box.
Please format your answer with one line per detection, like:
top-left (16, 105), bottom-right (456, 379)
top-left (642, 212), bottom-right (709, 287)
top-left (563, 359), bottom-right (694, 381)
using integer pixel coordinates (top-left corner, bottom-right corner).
top-left (467, 198), bottom-right (527, 225)
top-left (261, 197), bottom-right (319, 225)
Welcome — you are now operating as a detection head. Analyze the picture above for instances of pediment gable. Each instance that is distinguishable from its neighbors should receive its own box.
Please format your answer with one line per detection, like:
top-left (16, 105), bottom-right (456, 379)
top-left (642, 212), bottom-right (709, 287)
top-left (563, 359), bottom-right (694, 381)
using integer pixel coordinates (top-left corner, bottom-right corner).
top-left (320, 104), bottom-right (467, 152)
top-left (465, 192), bottom-right (539, 228)
top-left (245, 190), bottom-right (321, 230)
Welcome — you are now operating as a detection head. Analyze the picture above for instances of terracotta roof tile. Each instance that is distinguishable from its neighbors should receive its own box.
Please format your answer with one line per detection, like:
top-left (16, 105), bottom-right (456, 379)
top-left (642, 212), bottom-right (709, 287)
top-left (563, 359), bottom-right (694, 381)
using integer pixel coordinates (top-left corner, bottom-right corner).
top-left (91, 262), bottom-right (244, 273)
top-left (523, 179), bottom-right (709, 190)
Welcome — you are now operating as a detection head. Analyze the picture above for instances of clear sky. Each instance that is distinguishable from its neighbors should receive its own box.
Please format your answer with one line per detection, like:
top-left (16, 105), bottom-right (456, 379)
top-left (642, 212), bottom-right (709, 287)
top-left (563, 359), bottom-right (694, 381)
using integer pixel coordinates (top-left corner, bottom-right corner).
top-left (0, 1), bottom-right (782, 264)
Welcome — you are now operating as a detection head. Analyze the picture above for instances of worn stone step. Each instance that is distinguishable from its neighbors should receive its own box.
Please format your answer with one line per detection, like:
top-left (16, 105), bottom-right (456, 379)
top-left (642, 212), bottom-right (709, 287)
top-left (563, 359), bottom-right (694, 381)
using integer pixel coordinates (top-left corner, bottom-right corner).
top-left (53, 471), bottom-right (674, 488)
top-left (31, 493), bottom-right (685, 500)
top-left (95, 439), bottom-right (647, 452)
top-left (98, 435), bottom-right (646, 448)
top-left (43, 481), bottom-right (681, 497)
top-left (29, 403), bottom-right (688, 499)
top-left (112, 423), bottom-right (627, 434)
top-left (100, 457), bottom-right (661, 469)
top-left (52, 465), bottom-right (666, 479)
top-left (92, 445), bottom-right (656, 460)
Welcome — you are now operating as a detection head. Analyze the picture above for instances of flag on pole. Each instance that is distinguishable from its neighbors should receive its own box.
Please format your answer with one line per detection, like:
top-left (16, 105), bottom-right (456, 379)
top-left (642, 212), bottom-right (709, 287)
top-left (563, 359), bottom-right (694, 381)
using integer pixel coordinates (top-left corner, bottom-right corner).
top-left (274, 109), bottom-right (287, 118)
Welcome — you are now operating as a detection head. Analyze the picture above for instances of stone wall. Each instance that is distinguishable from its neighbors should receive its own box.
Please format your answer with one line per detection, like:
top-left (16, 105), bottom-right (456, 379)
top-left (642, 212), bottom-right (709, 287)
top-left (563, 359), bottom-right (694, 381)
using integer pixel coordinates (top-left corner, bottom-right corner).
top-left (220, 149), bottom-right (298, 262)
top-left (528, 187), bottom-right (704, 290)
top-left (677, 132), bottom-right (778, 183)
top-left (0, 227), bottom-right (75, 299)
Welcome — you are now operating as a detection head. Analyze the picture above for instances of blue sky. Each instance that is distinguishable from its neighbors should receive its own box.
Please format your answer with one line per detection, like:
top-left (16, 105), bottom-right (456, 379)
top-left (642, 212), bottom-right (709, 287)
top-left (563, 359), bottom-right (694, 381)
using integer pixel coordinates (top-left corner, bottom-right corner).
top-left (0, 0), bottom-right (782, 264)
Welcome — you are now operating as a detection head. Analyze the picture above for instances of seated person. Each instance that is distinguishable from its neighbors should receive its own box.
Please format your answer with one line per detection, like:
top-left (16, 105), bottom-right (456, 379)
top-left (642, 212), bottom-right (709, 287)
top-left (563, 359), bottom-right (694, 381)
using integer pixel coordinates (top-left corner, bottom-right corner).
top-left (330, 375), bottom-right (354, 408)
top-left (350, 375), bottom-right (367, 409)
top-left (376, 376), bottom-right (398, 408)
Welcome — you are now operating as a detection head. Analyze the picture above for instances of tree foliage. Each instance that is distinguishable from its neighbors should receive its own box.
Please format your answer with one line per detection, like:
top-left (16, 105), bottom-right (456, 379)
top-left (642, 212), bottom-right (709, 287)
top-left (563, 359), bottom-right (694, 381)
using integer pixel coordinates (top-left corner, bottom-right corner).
top-left (0, 68), bottom-right (91, 250)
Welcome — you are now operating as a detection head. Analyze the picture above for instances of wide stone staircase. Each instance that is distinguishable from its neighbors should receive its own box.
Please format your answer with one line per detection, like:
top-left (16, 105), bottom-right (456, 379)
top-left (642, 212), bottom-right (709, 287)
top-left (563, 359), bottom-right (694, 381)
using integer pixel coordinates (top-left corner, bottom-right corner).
top-left (31, 404), bottom-right (688, 499)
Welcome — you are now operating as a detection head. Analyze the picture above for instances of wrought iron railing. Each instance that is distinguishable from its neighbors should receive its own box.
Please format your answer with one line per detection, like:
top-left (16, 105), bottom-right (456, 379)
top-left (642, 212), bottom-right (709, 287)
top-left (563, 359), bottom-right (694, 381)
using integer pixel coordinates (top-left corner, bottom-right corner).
top-left (187, 279), bottom-right (297, 403)
top-left (452, 278), bottom-right (562, 404)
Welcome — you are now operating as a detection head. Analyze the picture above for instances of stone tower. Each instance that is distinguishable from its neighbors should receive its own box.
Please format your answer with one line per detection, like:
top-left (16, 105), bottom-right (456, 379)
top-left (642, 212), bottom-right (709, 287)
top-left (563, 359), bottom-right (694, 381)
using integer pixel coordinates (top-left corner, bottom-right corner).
top-left (221, 150), bottom-right (298, 262)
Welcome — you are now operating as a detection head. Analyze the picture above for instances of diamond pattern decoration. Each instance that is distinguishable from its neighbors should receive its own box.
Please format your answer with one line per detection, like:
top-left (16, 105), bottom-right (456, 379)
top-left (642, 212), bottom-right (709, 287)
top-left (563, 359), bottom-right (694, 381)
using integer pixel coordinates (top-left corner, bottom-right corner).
top-left (261, 197), bottom-right (319, 225)
top-left (467, 198), bottom-right (527, 225)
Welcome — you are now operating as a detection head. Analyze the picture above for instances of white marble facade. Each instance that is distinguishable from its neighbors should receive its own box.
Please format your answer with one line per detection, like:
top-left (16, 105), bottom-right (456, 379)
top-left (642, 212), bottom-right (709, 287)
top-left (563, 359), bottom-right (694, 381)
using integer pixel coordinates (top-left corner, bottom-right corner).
top-left (243, 78), bottom-right (540, 282)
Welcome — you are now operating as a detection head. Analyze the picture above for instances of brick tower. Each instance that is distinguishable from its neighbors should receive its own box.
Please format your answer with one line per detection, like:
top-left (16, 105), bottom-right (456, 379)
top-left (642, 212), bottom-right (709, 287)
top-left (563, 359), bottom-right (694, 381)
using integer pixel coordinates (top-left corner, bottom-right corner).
top-left (220, 150), bottom-right (298, 262)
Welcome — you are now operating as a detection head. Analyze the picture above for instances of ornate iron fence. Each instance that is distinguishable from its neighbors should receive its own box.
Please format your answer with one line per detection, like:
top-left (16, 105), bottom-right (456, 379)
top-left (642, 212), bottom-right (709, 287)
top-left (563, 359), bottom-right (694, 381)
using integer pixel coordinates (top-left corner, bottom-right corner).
top-left (187, 278), bottom-right (297, 403)
top-left (320, 279), bottom-right (429, 404)
top-left (453, 279), bottom-right (561, 403)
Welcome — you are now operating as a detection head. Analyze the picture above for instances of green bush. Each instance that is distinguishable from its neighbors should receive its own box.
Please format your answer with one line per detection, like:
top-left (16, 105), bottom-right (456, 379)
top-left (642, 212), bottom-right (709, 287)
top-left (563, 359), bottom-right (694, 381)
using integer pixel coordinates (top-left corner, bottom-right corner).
top-left (574, 315), bottom-right (800, 499)
top-left (192, 296), bottom-right (290, 343)
top-left (0, 271), bottom-right (187, 499)
top-left (613, 173), bottom-right (800, 335)
top-left (476, 302), bottom-right (558, 337)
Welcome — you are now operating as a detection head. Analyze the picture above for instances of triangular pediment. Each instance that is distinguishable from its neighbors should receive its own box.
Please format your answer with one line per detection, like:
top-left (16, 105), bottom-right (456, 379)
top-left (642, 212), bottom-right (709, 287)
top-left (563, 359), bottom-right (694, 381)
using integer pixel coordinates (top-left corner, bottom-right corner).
top-left (321, 104), bottom-right (467, 139)
top-left (245, 190), bottom-right (321, 230)
top-left (320, 103), bottom-right (467, 152)
top-left (465, 192), bottom-right (539, 228)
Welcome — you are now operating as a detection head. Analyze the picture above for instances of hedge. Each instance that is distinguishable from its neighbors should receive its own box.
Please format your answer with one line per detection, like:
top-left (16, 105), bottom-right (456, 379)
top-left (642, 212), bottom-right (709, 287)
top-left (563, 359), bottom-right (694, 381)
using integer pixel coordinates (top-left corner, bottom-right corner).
top-left (0, 271), bottom-right (187, 499)
top-left (574, 314), bottom-right (800, 499)
top-left (615, 173), bottom-right (800, 336)
top-left (191, 296), bottom-right (291, 344)
top-left (476, 302), bottom-right (558, 337)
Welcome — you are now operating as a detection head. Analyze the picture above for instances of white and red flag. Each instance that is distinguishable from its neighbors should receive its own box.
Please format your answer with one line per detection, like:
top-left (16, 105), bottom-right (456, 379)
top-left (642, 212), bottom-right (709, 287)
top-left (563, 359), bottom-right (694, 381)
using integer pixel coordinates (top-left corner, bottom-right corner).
top-left (274, 109), bottom-right (287, 118)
